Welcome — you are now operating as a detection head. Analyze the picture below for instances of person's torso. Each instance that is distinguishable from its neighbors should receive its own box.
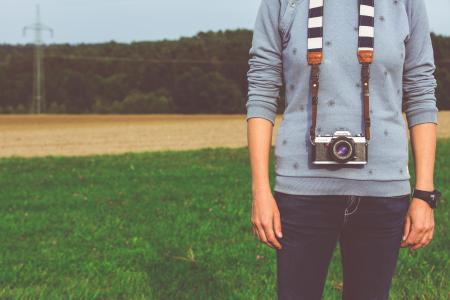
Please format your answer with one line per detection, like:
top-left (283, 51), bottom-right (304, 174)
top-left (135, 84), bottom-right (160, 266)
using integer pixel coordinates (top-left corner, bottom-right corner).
top-left (274, 0), bottom-right (411, 180)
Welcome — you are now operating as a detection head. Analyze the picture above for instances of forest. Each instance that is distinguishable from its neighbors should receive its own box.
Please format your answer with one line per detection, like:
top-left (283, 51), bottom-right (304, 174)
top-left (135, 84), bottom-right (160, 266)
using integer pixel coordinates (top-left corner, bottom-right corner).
top-left (0, 29), bottom-right (448, 114)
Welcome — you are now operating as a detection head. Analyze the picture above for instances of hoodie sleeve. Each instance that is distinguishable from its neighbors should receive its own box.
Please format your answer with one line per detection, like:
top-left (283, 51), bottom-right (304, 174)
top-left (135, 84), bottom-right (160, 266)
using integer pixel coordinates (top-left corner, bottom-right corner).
top-left (402, 0), bottom-right (439, 129)
top-left (246, 0), bottom-right (283, 126)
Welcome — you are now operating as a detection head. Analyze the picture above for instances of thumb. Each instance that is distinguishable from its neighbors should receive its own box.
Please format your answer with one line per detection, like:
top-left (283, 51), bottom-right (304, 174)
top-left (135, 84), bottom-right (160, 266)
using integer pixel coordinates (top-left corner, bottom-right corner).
top-left (402, 215), bottom-right (411, 242)
top-left (273, 210), bottom-right (283, 238)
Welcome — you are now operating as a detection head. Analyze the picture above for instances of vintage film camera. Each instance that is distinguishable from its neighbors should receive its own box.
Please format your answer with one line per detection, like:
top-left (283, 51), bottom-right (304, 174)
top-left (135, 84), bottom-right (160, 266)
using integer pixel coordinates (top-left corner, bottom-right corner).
top-left (305, 6), bottom-right (374, 166)
top-left (312, 130), bottom-right (368, 164)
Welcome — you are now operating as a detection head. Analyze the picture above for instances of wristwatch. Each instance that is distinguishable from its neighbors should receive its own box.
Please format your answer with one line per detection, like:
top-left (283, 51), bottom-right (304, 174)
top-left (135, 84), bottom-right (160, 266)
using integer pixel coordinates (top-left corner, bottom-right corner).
top-left (411, 187), bottom-right (441, 209)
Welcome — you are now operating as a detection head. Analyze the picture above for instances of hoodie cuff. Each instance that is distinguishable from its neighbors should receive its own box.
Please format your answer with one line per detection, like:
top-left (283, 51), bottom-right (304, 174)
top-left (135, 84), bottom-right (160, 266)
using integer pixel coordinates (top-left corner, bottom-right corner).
top-left (406, 108), bottom-right (438, 128)
top-left (246, 104), bottom-right (277, 126)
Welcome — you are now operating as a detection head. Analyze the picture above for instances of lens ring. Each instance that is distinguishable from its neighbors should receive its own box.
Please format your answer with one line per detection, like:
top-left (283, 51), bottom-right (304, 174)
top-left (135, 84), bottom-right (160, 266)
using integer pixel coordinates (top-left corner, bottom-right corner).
top-left (328, 136), bottom-right (355, 163)
top-left (333, 140), bottom-right (352, 158)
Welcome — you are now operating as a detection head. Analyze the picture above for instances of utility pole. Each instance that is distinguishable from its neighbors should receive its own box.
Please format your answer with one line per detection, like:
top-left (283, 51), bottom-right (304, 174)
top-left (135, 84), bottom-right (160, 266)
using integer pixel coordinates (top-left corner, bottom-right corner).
top-left (23, 4), bottom-right (53, 114)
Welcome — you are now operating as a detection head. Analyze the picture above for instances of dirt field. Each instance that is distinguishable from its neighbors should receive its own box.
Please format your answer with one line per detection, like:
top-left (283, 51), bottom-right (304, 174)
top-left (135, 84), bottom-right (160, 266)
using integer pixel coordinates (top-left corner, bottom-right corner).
top-left (0, 113), bottom-right (449, 158)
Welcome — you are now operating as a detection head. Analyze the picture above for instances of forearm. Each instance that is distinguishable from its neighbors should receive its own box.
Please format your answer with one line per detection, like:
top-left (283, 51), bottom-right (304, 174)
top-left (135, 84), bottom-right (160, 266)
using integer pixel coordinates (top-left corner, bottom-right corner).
top-left (409, 123), bottom-right (437, 191)
top-left (247, 118), bottom-right (274, 194)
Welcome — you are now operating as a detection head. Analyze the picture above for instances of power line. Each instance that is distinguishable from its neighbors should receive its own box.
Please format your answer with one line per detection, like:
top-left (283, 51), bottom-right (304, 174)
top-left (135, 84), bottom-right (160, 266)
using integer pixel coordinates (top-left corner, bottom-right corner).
top-left (23, 5), bottom-right (53, 114)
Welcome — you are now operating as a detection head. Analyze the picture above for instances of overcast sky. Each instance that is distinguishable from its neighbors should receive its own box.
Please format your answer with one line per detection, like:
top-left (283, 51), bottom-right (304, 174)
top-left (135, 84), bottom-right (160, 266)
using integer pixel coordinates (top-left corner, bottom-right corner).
top-left (0, 0), bottom-right (448, 45)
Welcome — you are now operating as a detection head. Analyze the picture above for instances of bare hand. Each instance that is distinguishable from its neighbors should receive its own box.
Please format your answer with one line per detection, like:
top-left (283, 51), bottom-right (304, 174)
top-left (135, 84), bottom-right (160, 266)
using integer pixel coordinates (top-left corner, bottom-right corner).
top-left (251, 189), bottom-right (283, 250)
top-left (401, 198), bottom-right (435, 250)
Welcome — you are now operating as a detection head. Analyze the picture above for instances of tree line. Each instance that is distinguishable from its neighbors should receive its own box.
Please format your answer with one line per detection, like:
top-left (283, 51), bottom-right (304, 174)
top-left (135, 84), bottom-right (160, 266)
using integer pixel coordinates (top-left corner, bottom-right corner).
top-left (0, 29), bottom-right (448, 114)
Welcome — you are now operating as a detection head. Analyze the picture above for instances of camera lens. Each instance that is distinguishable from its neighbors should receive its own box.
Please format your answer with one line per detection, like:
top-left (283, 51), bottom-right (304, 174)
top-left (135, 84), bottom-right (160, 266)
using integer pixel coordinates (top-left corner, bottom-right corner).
top-left (329, 136), bottom-right (355, 163)
top-left (336, 143), bottom-right (351, 156)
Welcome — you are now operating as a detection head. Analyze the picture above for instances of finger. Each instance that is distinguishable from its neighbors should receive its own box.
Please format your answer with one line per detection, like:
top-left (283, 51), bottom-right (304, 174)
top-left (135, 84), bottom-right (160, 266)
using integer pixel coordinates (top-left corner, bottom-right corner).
top-left (402, 215), bottom-right (411, 242)
top-left (411, 233), bottom-right (427, 250)
top-left (411, 232), bottom-right (429, 250)
top-left (265, 229), bottom-right (282, 249)
top-left (403, 229), bottom-right (420, 249)
top-left (421, 232), bottom-right (433, 248)
top-left (256, 223), bottom-right (272, 248)
top-left (410, 223), bottom-right (427, 250)
top-left (410, 227), bottom-right (426, 250)
top-left (262, 221), bottom-right (280, 249)
top-left (252, 218), bottom-right (262, 237)
top-left (408, 223), bottom-right (428, 250)
top-left (265, 225), bottom-right (282, 250)
top-left (412, 220), bottom-right (434, 250)
top-left (273, 209), bottom-right (283, 239)
top-left (401, 215), bottom-right (412, 247)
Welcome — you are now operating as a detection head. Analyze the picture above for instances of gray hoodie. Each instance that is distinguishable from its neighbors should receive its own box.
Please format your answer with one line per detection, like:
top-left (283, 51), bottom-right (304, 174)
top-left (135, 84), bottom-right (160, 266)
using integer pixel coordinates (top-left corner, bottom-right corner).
top-left (246, 0), bottom-right (439, 196)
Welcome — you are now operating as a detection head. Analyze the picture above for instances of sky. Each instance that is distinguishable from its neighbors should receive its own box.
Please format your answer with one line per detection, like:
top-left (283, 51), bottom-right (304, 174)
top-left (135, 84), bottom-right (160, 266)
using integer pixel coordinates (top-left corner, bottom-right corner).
top-left (0, 0), bottom-right (448, 45)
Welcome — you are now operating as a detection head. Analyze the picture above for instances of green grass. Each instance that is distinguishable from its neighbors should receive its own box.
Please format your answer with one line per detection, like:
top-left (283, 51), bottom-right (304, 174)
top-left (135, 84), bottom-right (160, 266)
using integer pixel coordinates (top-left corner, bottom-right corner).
top-left (0, 139), bottom-right (449, 299)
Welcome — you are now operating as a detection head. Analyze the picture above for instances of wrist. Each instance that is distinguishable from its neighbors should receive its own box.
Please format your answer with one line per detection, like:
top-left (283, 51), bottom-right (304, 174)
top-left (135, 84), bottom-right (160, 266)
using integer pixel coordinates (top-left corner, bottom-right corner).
top-left (414, 183), bottom-right (434, 192)
top-left (411, 187), bottom-right (441, 209)
top-left (252, 183), bottom-right (272, 194)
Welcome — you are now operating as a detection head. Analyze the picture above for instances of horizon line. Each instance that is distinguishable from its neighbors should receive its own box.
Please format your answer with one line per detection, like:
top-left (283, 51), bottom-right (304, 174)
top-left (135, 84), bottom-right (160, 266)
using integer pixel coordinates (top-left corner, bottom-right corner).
top-left (2, 28), bottom-right (448, 47)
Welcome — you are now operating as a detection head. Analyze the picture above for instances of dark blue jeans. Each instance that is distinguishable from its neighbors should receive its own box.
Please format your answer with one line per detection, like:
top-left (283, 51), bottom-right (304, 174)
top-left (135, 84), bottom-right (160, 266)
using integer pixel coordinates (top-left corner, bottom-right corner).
top-left (274, 190), bottom-right (411, 300)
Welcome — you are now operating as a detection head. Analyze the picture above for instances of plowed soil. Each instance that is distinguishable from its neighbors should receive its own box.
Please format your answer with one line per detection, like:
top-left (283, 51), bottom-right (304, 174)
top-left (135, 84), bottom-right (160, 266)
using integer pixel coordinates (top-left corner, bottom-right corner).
top-left (0, 113), bottom-right (448, 158)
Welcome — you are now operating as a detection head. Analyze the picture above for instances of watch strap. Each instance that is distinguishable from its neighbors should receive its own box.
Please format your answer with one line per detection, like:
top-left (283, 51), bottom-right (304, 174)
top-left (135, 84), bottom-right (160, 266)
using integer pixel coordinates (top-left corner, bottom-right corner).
top-left (412, 188), bottom-right (440, 209)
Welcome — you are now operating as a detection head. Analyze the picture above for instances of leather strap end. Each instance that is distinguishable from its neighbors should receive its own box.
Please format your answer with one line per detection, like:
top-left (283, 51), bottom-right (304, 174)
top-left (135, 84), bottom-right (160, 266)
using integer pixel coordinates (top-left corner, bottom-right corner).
top-left (358, 50), bottom-right (373, 63)
top-left (307, 52), bottom-right (323, 65)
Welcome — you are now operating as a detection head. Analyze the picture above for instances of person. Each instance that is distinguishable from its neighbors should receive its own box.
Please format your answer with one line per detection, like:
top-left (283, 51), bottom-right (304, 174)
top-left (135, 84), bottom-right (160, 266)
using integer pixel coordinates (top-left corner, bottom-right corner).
top-left (246, 0), bottom-right (440, 299)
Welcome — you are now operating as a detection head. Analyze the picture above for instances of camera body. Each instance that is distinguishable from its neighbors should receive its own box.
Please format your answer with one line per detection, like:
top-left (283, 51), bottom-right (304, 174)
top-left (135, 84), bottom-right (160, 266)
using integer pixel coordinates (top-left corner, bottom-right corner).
top-left (312, 130), bottom-right (368, 164)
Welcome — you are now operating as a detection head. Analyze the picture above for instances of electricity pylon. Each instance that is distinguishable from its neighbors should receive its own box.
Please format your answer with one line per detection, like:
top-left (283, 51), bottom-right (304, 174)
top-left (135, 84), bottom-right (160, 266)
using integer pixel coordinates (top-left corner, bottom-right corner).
top-left (23, 4), bottom-right (53, 114)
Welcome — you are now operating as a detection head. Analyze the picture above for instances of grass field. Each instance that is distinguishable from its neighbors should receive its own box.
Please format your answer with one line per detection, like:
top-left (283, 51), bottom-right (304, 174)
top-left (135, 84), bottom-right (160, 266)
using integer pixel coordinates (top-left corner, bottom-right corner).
top-left (0, 139), bottom-right (449, 299)
top-left (0, 112), bottom-right (450, 158)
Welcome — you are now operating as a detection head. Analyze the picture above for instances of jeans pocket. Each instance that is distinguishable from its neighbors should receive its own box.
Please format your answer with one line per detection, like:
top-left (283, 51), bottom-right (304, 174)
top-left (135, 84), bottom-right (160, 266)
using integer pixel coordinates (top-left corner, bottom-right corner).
top-left (273, 191), bottom-right (344, 224)
top-left (274, 191), bottom-right (330, 211)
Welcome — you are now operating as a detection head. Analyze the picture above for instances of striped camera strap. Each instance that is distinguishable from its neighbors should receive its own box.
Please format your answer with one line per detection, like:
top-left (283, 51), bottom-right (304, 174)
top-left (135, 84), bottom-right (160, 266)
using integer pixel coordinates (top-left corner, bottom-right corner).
top-left (307, 0), bottom-right (374, 144)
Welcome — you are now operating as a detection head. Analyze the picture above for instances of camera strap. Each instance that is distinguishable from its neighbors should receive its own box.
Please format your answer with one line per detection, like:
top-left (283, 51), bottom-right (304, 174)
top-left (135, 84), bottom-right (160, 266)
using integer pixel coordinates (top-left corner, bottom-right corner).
top-left (307, 0), bottom-right (374, 145)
